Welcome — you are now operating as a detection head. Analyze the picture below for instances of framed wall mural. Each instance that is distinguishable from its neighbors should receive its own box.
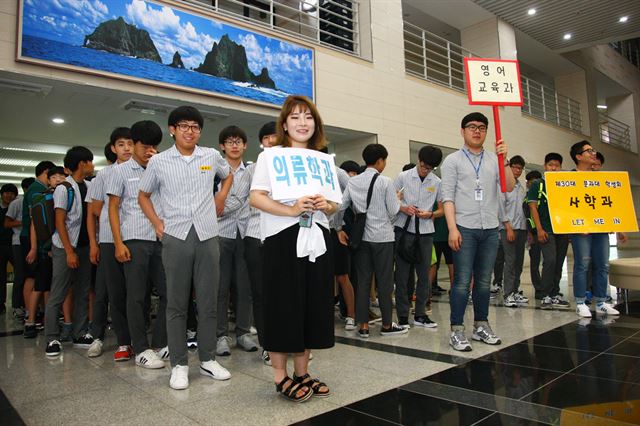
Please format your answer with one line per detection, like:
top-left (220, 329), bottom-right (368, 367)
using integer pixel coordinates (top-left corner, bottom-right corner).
top-left (17, 0), bottom-right (314, 106)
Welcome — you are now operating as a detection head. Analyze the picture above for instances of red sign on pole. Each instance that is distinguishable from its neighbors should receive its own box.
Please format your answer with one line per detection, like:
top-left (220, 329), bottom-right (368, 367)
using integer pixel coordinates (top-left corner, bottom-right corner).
top-left (464, 58), bottom-right (523, 192)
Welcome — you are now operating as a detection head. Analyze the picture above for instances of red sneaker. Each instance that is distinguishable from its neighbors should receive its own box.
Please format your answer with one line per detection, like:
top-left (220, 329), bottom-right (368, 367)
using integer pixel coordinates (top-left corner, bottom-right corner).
top-left (114, 345), bottom-right (133, 362)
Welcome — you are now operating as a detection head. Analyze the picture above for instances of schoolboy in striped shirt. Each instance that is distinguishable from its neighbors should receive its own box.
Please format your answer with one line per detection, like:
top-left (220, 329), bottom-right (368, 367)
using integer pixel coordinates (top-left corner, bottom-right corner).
top-left (106, 121), bottom-right (167, 370)
top-left (139, 106), bottom-right (232, 390)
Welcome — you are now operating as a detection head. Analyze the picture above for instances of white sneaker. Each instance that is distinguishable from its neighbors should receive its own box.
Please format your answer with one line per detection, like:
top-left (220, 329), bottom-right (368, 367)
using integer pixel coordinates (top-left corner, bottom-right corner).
top-left (87, 338), bottom-right (103, 358)
top-left (576, 303), bottom-right (592, 318)
top-left (250, 326), bottom-right (258, 335)
top-left (345, 317), bottom-right (357, 331)
top-left (216, 336), bottom-right (232, 356)
top-left (261, 349), bottom-right (272, 366)
top-left (135, 349), bottom-right (165, 369)
top-left (504, 293), bottom-right (518, 307)
top-left (200, 360), bottom-right (231, 381)
top-left (237, 334), bottom-right (258, 352)
top-left (595, 303), bottom-right (620, 316)
top-left (156, 346), bottom-right (170, 360)
top-left (170, 365), bottom-right (189, 390)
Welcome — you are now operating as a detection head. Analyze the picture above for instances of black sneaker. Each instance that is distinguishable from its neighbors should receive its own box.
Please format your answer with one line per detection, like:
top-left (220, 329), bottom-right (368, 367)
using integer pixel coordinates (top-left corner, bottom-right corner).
top-left (358, 328), bottom-right (370, 339)
top-left (398, 316), bottom-right (410, 329)
top-left (414, 315), bottom-right (438, 328)
top-left (24, 324), bottom-right (37, 339)
top-left (46, 340), bottom-right (61, 357)
top-left (380, 323), bottom-right (409, 336)
top-left (73, 333), bottom-right (94, 348)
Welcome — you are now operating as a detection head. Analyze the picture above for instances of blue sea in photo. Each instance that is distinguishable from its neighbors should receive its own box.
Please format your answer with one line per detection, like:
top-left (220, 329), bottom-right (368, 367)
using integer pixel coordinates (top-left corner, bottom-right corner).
top-left (22, 35), bottom-right (301, 105)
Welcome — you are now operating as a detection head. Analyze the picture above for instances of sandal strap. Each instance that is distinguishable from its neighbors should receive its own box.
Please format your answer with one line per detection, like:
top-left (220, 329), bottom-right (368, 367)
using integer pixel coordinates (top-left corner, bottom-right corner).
top-left (293, 373), bottom-right (310, 382)
top-left (276, 376), bottom-right (292, 392)
top-left (276, 377), bottom-right (310, 401)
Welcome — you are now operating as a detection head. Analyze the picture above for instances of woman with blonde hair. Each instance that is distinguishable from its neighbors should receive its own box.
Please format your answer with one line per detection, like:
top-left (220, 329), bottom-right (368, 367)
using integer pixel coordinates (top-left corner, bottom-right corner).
top-left (250, 95), bottom-right (336, 402)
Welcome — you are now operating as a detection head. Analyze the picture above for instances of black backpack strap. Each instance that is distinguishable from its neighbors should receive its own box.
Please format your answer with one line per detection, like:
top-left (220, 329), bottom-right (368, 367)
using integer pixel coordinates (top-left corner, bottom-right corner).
top-left (365, 173), bottom-right (379, 210)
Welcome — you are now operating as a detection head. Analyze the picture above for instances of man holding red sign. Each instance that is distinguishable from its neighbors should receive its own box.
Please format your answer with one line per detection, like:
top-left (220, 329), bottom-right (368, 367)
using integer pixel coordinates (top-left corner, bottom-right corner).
top-left (441, 112), bottom-right (515, 352)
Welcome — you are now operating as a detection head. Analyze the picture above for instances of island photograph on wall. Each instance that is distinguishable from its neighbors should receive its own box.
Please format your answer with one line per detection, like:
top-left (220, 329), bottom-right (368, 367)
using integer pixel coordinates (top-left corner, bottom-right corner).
top-left (17, 0), bottom-right (314, 106)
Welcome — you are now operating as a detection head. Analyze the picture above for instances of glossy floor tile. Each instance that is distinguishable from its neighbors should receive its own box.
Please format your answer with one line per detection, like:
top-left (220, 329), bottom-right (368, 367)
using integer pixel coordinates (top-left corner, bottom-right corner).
top-left (1, 262), bottom-right (640, 425)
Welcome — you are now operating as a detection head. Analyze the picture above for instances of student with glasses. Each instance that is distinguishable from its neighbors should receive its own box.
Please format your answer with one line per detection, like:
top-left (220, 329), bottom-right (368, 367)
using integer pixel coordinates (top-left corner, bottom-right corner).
top-left (569, 141), bottom-right (626, 318)
top-left (440, 112), bottom-right (515, 352)
top-left (214, 126), bottom-right (258, 357)
top-left (139, 106), bottom-right (232, 389)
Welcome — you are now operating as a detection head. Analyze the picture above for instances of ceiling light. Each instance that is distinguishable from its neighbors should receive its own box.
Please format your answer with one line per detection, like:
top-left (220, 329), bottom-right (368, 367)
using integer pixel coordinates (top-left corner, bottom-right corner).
top-left (619, 16), bottom-right (628, 23)
top-left (52, 117), bottom-right (65, 124)
top-left (0, 146), bottom-right (68, 155)
top-left (597, 105), bottom-right (608, 109)
top-left (0, 78), bottom-right (52, 97)
top-left (563, 33), bottom-right (572, 40)
top-left (0, 158), bottom-right (40, 167)
top-left (527, 8), bottom-right (536, 16)
top-left (0, 171), bottom-right (33, 178)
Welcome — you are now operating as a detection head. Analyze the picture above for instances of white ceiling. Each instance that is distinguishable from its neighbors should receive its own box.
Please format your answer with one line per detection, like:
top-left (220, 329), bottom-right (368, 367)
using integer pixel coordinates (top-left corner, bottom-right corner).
top-left (0, 71), bottom-right (370, 188)
top-left (473, 0), bottom-right (640, 53)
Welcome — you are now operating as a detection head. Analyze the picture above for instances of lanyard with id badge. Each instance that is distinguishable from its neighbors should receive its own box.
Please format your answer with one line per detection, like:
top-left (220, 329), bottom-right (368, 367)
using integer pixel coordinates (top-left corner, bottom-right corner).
top-left (463, 150), bottom-right (484, 201)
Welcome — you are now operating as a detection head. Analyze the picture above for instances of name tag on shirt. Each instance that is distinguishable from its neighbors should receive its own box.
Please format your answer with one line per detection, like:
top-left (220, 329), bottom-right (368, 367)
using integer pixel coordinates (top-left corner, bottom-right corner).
top-left (200, 165), bottom-right (212, 171)
top-left (426, 186), bottom-right (435, 192)
top-left (475, 188), bottom-right (483, 201)
top-left (127, 177), bottom-right (140, 182)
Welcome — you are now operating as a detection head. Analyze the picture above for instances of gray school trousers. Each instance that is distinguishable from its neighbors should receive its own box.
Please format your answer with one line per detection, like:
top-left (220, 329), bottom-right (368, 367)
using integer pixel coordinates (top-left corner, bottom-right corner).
top-left (162, 227), bottom-right (219, 367)
top-left (353, 241), bottom-right (395, 325)
top-left (501, 229), bottom-right (527, 296)
top-left (123, 240), bottom-right (167, 354)
top-left (217, 234), bottom-right (252, 338)
top-left (45, 245), bottom-right (91, 342)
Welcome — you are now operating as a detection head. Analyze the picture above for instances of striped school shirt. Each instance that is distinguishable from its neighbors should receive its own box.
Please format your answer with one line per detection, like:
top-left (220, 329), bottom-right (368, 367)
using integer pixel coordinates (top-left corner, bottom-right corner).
top-left (393, 167), bottom-right (442, 234)
top-left (52, 176), bottom-right (86, 249)
top-left (217, 161), bottom-right (251, 239)
top-left (87, 165), bottom-right (114, 243)
top-left (139, 144), bottom-right (230, 241)
top-left (338, 167), bottom-right (400, 243)
top-left (105, 158), bottom-right (160, 242)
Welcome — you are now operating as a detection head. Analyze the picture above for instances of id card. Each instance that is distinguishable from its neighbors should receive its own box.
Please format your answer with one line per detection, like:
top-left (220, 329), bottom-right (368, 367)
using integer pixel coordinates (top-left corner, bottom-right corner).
top-left (475, 188), bottom-right (483, 201)
top-left (299, 211), bottom-right (313, 228)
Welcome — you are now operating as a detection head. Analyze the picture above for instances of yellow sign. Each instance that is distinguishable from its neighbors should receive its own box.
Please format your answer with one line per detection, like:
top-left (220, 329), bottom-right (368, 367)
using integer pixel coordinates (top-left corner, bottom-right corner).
top-left (546, 171), bottom-right (638, 234)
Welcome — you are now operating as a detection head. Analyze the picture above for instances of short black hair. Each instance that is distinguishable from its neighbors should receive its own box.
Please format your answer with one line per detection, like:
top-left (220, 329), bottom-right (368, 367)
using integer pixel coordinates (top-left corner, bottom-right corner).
top-left (131, 120), bottom-right (163, 146)
top-left (110, 127), bottom-right (131, 145)
top-left (104, 142), bottom-right (117, 164)
top-left (362, 144), bottom-right (388, 166)
top-left (461, 112), bottom-right (489, 128)
top-left (402, 163), bottom-right (415, 171)
top-left (0, 183), bottom-right (18, 196)
top-left (340, 160), bottom-right (360, 174)
top-left (570, 140), bottom-right (591, 164)
top-left (168, 106), bottom-right (204, 129)
top-left (525, 170), bottom-right (542, 181)
top-left (219, 125), bottom-right (247, 146)
top-left (258, 121), bottom-right (276, 141)
top-left (35, 161), bottom-right (55, 177)
top-left (596, 151), bottom-right (605, 165)
top-left (418, 146), bottom-right (443, 168)
top-left (544, 152), bottom-right (563, 165)
top-left (21, 177), bottom-right (35, 191)
top-left (509, 155), bottom-right (525, 167)
top-left (47, 166), bottom-right (66, 179)
top-left (63, 146), bottom-right (94, 172)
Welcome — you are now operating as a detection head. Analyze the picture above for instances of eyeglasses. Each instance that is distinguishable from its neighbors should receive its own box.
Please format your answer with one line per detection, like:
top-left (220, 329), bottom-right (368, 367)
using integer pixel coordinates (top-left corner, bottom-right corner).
top-left (464, 124), bottom-right (488, 133)
top-left (579, 148), bottom-right (596, 155)
top-left (223, 138), bottom-right (245, 146)
top-left (176, 123), bottom-right (201, 133)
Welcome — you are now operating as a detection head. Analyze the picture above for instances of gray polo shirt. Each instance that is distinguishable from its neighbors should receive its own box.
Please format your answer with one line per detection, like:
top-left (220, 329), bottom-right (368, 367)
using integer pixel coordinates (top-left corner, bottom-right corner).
top-left (6, 196), bottom-right (22, 246)
top-left (139, 144), bottom-right (230, 242)
top-left (441, 146), bottom-right (500, 230)
top-left (106, 158), bottom-right (160, 242)
top-left (393, 167), bottom-right (442, 234)
top-left (338, 167), bottom-right (400, 243)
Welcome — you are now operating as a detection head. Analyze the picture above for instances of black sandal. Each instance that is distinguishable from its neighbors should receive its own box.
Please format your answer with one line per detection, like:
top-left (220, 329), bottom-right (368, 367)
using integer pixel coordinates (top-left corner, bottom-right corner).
top-left (275, 376), bottom-right (313, 403)
top-left (293, 373), bottom-right (331, 397)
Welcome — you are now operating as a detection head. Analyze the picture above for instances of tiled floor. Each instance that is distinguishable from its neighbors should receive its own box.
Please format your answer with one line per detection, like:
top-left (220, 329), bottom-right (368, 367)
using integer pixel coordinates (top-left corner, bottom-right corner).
top-left (1, 251), bottom-right (639, 425)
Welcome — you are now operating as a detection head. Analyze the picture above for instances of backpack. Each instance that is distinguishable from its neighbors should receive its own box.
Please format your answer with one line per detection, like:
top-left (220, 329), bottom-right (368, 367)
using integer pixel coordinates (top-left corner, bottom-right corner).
top-left (522, 178), bottom-right (546, 232)
top-left (31, 182), bottom-right (74, 243)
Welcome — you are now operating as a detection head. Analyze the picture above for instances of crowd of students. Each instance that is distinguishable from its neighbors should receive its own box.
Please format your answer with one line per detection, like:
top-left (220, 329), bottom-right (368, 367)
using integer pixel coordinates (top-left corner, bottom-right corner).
top-left (0, 99), bottom-right (627, 398)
